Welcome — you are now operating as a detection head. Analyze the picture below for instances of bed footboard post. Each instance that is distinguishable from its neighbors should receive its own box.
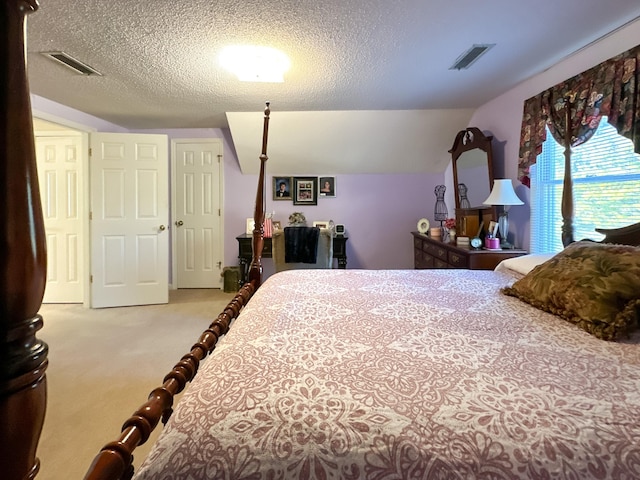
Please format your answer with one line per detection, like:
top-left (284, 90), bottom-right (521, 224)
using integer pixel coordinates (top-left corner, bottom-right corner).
top-left (248, 102), bottom-right (270, 288)
top-left (0, 2), bottom-right (49, 479)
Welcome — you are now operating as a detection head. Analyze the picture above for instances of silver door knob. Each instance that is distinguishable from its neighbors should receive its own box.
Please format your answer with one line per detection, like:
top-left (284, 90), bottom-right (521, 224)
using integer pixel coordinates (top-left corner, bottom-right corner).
top-left (175, 220), bottom-right (184, 226)
top-left (159, 225), bottom-right (166, 231)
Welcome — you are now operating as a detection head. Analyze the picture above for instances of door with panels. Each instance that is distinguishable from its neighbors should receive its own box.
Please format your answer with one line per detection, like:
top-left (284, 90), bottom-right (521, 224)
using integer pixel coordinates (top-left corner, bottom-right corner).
top-left (90, 133), bottom-right (169, 308)
top-left (172, 139), bottom-right (223, 288)
top-left (35, 134), bottom-right (85, 303)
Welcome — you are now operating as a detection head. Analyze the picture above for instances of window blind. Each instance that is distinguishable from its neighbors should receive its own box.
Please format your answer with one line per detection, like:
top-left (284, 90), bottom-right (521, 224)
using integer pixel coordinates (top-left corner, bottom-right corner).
top-left (531, 117), bottom-right (640, 253)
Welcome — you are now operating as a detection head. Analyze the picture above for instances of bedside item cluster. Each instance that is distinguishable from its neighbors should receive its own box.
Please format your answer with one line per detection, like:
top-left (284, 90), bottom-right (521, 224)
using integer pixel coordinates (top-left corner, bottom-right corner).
top-left (412, 232), bottom-right (526, 270)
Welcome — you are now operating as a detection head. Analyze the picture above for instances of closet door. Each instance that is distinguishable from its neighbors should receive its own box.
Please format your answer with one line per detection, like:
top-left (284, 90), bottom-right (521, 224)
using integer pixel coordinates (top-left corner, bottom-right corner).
top-left (90, 133), bottom-right (169, 308)
top-left (36, 134), bottom-right (85, 303)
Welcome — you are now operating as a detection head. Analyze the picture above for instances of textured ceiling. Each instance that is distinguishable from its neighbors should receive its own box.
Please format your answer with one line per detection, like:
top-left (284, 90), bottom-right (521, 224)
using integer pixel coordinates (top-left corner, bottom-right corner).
top-left (25, 0), bottom-right (640, 130)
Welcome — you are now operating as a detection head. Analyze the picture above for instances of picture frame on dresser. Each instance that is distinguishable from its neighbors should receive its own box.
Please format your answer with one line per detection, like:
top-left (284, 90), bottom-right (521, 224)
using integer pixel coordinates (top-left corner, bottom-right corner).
top-left (488, 221), bottom-right (499, 237)
top-left (456, 206), bottom-right (495, 239)
top-left (246, 218), bottom-right (255, 234)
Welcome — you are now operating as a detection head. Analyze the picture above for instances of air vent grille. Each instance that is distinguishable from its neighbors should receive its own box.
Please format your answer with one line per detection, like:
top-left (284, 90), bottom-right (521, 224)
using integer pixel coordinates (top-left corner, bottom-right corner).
top-left (449, 44), bottom-right (495, 70)
top-left (41, 51), bottom-right (102, 76)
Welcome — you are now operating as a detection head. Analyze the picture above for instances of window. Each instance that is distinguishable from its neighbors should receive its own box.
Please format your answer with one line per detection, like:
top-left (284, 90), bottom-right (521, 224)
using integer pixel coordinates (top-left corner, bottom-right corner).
top-left (531, 117), bottom-right (640, 253)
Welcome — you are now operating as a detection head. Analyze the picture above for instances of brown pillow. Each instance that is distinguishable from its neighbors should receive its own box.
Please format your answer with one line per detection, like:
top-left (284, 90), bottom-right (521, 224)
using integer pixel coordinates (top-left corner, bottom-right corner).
top-left (502, 241), bottom-right (640, 340)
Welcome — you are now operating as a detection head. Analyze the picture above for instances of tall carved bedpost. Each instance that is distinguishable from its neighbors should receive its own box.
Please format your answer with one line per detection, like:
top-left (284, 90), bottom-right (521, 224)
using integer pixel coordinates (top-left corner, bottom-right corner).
top-left (0, 1), bottom-right (49, 479)
top-left (561, 96), bottom-right (575, 247)
top-left (248, 102), bottom-right (270, 288)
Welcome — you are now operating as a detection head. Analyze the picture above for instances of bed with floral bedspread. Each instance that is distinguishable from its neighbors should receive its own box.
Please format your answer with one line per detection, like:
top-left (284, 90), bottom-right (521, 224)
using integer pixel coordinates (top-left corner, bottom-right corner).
top-left (134, 268), bottom-right (640, 479)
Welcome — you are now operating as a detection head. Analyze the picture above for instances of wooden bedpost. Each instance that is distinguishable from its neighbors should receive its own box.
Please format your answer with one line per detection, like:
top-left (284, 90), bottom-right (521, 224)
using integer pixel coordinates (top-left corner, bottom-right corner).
top-left (561, 96), bottom-right (575, 246)
top-left (0, 1), bottom-right (49, 479)
top-left (248, 102), bottom-right (270, 288)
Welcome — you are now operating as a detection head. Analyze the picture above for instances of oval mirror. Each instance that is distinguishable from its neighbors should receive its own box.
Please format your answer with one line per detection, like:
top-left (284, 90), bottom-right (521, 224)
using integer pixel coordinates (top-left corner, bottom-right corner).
top-left (449, 127), bottom-right (494, 210)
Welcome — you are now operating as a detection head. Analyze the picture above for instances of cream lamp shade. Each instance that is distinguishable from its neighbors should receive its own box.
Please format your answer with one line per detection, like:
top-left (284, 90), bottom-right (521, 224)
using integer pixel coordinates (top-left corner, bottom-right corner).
top-left (483, 179), bottom-right (524, 206)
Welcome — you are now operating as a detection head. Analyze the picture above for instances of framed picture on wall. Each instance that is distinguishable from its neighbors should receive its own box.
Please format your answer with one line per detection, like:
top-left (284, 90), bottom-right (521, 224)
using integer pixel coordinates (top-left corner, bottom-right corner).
top-left (293, 176), bottom-right (318, 205)
top-left (319, 176), bottom-right (336, 197)
top-left (273, 176), bottom-right (292, 200)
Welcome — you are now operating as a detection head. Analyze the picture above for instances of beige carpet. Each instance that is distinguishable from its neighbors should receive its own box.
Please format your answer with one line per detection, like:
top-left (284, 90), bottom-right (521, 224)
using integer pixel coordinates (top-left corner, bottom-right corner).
top-left (35, 288), bottom-right (236, 480)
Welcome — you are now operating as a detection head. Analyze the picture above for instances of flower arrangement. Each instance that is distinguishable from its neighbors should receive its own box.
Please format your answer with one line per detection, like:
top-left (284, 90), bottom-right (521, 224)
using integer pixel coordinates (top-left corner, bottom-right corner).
top-left (444, 218), bottom-right (457, 230)
top-left (288, 212), bottom-right (307, 226)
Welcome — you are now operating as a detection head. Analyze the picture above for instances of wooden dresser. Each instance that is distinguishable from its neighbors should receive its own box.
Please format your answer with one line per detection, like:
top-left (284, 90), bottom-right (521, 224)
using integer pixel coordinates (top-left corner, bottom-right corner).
top-left (412, 231), bottom-right (527, 270)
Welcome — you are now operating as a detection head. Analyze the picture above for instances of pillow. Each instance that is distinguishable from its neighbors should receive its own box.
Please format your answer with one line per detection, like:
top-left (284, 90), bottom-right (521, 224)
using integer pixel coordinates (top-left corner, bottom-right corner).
top-left (502, 241), bottom-right (640, 340)
top-left (495, 253), bottom-right (555, 277)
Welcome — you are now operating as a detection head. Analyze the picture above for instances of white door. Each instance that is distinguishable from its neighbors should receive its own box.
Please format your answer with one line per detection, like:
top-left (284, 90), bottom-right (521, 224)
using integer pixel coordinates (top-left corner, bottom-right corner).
top-left (173, 140), bottom-right (223, 288)
top-left (35, 134), bottom-right (85, 303)
top-left (90, 133), bottom-right (169, 308)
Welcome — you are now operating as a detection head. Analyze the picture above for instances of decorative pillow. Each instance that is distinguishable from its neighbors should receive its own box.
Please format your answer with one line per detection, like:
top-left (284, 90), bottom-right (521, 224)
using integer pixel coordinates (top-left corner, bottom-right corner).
top-left (502, 241), bottom-right (640, 340)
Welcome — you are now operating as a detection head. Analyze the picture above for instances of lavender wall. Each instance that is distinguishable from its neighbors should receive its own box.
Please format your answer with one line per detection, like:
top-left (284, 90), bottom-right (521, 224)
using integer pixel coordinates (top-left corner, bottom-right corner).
top-left (138, 128), bottom-right (447, 278)
top-left (224, 164), bottom-right (446, 278)
top-left (469, 18), bottom-right (640, 252)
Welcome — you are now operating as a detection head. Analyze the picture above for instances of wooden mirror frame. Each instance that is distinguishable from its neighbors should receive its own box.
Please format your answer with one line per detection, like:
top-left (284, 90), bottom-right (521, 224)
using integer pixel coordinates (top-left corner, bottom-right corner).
top-left (449, 127), bottom-right (495, 210)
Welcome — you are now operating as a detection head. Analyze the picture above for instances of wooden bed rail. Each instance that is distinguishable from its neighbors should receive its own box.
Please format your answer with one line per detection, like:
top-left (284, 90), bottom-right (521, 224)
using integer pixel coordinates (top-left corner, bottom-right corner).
top-left (83, 282), bottom-right (256, 480)
top-left (1, 2), bottom-right (49, 480)
top-left (84, 102), bottom-right (271, 480)
top-left (84, 105), bottom-right (271, 479)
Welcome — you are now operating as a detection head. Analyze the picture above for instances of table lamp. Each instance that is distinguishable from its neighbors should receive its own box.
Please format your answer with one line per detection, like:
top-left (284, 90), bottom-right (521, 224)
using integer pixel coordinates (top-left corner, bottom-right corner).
top-left (483, 179), bottom-right (523, 248)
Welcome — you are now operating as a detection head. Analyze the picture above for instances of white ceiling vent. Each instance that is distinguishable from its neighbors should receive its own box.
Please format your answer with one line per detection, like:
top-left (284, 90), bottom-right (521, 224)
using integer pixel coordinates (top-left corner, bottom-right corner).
top-left (41, 51), bottom-right (102, 76)
top-left (449, 44), bottom-right (495, 70)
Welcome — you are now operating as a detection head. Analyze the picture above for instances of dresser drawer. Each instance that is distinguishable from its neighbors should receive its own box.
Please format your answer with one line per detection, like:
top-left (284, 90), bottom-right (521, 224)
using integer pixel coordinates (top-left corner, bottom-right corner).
top-left (448, 250), bottom-right (468, 268)
top-left (412, 231), bottom-right (527, 271)
top-left (433, 258), bottom-right (449, 268)
top-left (423, 242), bottom-right (448, 261)
top-left (414, 249), bottom-right (434, 269)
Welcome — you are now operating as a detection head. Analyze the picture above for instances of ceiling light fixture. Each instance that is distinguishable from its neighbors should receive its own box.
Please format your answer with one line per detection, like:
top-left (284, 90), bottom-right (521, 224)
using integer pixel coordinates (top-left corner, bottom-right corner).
top-left (220, 45), bottom-right (290, 83)
top-left (449, 44), bottom-right (495, 70)
top-left (41, 51), bottom-right (102, 76)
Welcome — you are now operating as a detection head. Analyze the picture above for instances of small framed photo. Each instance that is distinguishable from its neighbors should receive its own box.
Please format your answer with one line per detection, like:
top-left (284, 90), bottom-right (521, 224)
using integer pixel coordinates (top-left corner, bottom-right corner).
top-left (293, 176), bottom-right (318, 205)
top-left (272, 220), bottom-right (282, 231)
top-left (319, 176), bottom-right (336, 197)
top-left (313, 221), bottom-right (329, 229)
top-left (246, 217), bottom-right (255, 234)
top-left (273, 176), bottom-right (292, 200)
top-left (488, 220), bottom-right (499, 237)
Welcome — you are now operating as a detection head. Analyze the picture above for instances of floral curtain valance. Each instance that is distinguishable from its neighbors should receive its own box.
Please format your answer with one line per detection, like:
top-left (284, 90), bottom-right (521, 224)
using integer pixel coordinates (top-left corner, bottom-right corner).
top-left (518, 44), bottom-right (640, 187)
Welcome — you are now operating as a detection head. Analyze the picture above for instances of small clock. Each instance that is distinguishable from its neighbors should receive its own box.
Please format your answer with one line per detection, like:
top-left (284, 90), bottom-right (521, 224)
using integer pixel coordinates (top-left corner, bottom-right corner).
top-left (470, 237), bottom-right (483, 249)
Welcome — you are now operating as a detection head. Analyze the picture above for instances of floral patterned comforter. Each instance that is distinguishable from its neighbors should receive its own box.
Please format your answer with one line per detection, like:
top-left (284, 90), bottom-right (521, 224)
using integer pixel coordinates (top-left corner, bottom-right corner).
top-left (135, 269), bottom-right (640, 479)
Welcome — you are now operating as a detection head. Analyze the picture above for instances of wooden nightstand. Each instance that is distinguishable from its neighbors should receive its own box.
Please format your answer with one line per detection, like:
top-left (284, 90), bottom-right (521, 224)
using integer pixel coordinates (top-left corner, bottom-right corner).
top-left (236, 233), bottom-right (349, 282)
top-left (412, 231), bottom-right (526, 270)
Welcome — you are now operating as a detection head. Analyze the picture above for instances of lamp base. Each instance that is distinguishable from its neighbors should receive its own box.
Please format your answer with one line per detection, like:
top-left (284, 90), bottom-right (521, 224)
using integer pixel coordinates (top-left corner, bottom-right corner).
top-left (497, 211), bottom-right (510, 247)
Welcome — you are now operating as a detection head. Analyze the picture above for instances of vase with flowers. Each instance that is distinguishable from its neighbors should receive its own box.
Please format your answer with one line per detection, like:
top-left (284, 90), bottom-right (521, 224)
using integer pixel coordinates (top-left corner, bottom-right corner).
top-left (444, 218), bottom-right (457, 242)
